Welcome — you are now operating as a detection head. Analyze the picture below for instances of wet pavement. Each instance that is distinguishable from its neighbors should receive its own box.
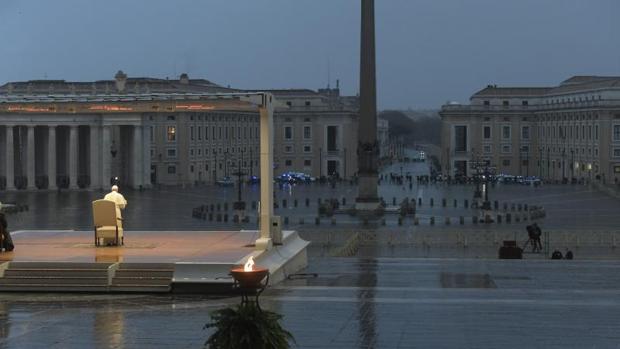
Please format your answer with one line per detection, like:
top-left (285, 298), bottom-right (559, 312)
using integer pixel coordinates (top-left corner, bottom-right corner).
top-left (1, 256), bottom-right (620, 348)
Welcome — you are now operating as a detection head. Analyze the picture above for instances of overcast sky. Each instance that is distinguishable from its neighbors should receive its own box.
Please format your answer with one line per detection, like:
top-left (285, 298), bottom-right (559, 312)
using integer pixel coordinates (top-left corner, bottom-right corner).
top-left (1, 0), bottom-right (618, 109)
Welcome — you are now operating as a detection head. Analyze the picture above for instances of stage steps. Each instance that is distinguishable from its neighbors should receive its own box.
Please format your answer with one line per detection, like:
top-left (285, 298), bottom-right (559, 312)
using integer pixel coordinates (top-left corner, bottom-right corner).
top-left (110, 263), bottom-right (174, 293)
top-left (0, 262), bottom-right (111, 292)
top-left (0, 262), bottom-right (174, 293)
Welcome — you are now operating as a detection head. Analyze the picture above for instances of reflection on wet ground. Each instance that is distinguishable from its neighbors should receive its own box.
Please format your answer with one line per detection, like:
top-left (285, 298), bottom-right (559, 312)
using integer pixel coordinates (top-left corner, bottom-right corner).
top-left (2, 257), bottom-right (620, 348)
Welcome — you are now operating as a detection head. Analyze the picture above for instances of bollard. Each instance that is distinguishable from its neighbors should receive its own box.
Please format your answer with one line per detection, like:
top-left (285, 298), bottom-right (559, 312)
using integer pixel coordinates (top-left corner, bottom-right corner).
top-left (418, 198), bottom-right (422, 206)
top-left (430, 198), bottom-right (434, 207)
top-left (460, 216), bottom-right (464, 225)
top-left (464, 199), bottom-right (469, 208)
top-left (442, 198), bottom-right (447, 207)
top-left (315, 217), bottom-right (320, 225)
top-left (445, 217), bottom-right (451, 225)
top-left (497, 214), bottom-right (502, 224)
top-left (506, 213), bottom-right (511, 223)
top-left (454, 199), bottom-right (457, 208)
top-left (430, 216), bottom-right (435, 225)
top-left (305, 198), bottom-right (310, 207)
top-left (331, 217), bottom-right (336, 225)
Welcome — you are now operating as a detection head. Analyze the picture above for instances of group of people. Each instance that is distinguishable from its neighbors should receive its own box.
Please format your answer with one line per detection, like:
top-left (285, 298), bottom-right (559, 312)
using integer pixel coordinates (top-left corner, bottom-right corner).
top-left (525, 223), bottom-right (543, 252)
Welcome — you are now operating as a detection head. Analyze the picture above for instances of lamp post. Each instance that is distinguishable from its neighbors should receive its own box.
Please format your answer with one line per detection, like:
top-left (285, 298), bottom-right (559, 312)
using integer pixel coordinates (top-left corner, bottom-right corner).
top-left (233, 149), bottom-right (246, 217)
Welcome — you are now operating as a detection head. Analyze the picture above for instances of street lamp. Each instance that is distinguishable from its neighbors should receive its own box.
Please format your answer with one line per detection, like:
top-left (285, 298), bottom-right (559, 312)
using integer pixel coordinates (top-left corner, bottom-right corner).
top-left (233, 149), bottom-right (246, 216)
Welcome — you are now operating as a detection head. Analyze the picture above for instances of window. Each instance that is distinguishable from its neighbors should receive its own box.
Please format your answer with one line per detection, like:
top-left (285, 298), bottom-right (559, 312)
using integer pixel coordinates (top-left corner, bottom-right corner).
top-left (483, 126), bottom-right (491, 140)
top-left (521, 126), bottom-right (530, 140)
top-left (305, 101), bottom-right (311, 106)
top-left (167, 165), bottom-right (176, 174)
top-left (522, 100), bottom-right (529, 106)
top-left (167, 115), bottom-right (175, 121)
top-left (502, 126), bottom-right (511, 140)
top-left (303, 126), bottom-right (312, 139)
top-left (614, 125), bottom-right (620, 141)
top-left (190, 165), bottom-right (194, 173)
top-left (285, 145), bottom-right (293, 153)
top-left (190, 149), bottom-right (194, 156)
top-left (150, 126), bottom-right (155, 143)
top-left (613, 149), bottom-right (620, 158)
top-left (595, 125), bottom-right (599, 140)
top-left (286, 101), bottom-right (292, 107)
top-left (198, 126), bottom-right (202, 141)
top-left (502, 159), bottom-right (511, 166)
top-left (502, 145), bottom-right (511, 154)
top-left (284, 126), bottom-right (293, 140)
top-left (483, 145), bottom-right (492, 154)
top-left (190, 126), bottom-right (195, 141)
top-left (303, 145), bottom-right (312, 153)
top-left (304, 159), bottom-right (312, 167)
top-left (167, 126), bottom-right (176, 142)
top-left (483, 100), bottom-right (490, 106)
top-left (198, 149), bottom-right (202, 156)
top-left (167, 148), bottom-right (177, 158)
top-left (521, 145), bottom-right (529, 153)
top-left (502, 100), bottom-right (509, 107)
top-left (522, 160), bottom-right (529, 166)
top-left (285, 159), bottom-right (292, 166)
top-left (454, 126), bottom-right (467, 152)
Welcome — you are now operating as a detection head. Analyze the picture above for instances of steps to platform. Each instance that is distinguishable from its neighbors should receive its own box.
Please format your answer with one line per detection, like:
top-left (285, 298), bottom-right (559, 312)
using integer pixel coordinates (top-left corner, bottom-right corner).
top-left (0, 262), bottom-right (174, 293)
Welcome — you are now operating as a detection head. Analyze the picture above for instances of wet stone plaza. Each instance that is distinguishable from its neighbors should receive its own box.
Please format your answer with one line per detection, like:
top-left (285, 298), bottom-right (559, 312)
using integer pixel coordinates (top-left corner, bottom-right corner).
top-left (2, 159), bottom-right (620, 348)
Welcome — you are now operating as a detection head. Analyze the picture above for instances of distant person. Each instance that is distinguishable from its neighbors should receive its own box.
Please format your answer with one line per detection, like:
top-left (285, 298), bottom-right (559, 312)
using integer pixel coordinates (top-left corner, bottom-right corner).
top-left (104, 185), bottom-right (127, 226)
top-left (551, 250), bottom-right (563, 260)
top-left (0, 213), bottom-right (14, 252)
top-left (532, 223), bottom-right (543, 251)
top-left (565, 250), bottom-right (574, 260)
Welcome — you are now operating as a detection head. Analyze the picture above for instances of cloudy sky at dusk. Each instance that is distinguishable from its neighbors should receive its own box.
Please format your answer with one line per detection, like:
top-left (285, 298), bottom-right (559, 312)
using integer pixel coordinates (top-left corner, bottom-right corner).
top-left (1, 0), bottom-right (618, 109)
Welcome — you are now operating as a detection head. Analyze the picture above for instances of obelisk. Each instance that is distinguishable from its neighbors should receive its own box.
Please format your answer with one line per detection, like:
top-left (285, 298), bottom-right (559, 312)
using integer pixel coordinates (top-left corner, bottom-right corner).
top-left (355, 0), bottom-right (381, 212)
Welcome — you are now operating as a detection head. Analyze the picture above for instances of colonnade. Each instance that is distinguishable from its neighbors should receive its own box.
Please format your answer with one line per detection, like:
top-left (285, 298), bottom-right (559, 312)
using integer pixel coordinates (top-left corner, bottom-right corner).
top-left (1, 124), bottom-right (149, 190)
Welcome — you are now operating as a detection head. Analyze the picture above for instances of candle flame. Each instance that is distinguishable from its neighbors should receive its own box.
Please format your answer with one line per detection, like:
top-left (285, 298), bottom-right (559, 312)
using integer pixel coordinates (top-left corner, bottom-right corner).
top-left (244, 256), bottom-right (255, 272)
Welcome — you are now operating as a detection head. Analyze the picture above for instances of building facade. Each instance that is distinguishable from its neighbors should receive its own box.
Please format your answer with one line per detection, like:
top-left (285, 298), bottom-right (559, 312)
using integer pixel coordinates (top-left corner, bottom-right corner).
top-left (440, 76), bottom-right (620, 184)
top-left (0, 72), bottom-right (365, 190)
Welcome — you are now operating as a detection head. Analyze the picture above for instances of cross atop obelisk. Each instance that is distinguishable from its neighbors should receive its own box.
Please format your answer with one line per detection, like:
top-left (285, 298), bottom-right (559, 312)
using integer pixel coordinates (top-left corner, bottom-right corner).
top-left (355, 0), bottom-right (381, 212)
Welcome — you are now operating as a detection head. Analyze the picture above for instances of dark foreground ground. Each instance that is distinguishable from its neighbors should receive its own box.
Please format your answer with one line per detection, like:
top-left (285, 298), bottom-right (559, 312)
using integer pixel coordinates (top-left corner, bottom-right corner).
top-left (1, 254), bottom-right (620, 349)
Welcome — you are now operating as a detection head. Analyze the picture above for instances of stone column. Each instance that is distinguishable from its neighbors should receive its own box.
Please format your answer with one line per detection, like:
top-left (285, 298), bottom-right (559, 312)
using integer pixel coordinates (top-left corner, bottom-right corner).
top-left (256, 100), bottom-right (274, 251)
top-left (89, 125), bottom-right (100, 190)
top-left (355, 0), bottom-right (380, 210)
top-left (26, 125), bottom-right (36, 190)
top-left (5, 125), bottom-right (15, 190)
top-left (101, 126), bottom-right (111, 189)
top-left (142, 125), bottom-right (151, 188)
top-left (69, 125), bottom-right (78, 189)
top-left (47, 126), bottom-right (57, 190)
top-left (132, 125), bottom-right (143, 189)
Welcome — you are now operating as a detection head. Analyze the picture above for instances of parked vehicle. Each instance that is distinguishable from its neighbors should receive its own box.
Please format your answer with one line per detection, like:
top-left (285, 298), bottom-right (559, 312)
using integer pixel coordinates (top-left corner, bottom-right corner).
top-left (216, 176), bottom-right (235, 186)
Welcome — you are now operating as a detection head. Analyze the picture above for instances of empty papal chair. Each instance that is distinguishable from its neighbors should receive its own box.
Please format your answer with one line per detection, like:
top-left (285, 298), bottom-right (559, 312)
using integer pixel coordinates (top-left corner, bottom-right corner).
top-left (92, 199), bottom-right (124, 246)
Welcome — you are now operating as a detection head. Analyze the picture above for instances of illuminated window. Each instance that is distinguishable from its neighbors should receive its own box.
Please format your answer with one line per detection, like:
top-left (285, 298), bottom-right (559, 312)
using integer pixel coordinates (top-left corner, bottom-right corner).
top-left (167, 126), bottom-right (176, 142)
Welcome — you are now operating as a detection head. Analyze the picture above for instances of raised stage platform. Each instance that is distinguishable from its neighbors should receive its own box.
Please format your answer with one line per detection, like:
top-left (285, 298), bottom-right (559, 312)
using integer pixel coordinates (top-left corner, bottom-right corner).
top-left (0, 230), bottom-right (309, 293)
